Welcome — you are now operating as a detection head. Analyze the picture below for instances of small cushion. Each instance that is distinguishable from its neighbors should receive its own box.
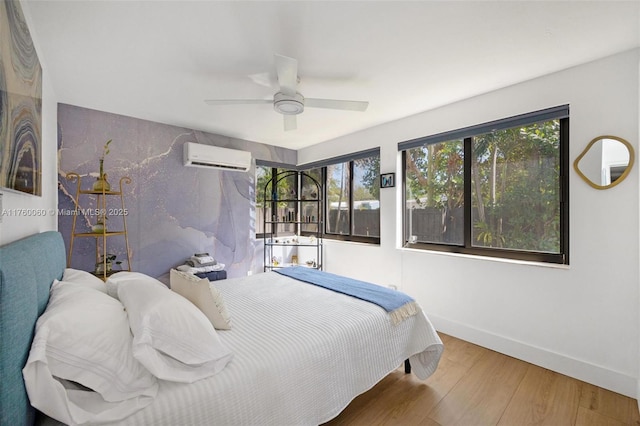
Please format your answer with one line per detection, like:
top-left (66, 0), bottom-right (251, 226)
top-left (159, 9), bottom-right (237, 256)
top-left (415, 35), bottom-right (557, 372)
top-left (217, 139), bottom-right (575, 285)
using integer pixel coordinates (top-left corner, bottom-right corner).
top-left (170, 269), bottom-right (232, 330)
top-left (116, 272), bottom-right (233, 383)
top-left (22, 280), bottom-right (158, 425)
top-left (195, 270), bottom-right (227, 281)
top-left (62, 268), bottom-right (107, 293)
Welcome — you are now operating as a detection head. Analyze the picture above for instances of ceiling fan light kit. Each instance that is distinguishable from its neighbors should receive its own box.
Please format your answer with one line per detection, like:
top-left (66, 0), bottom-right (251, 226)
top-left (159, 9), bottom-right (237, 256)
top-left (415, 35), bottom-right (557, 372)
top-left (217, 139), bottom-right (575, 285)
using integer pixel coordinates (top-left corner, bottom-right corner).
top-left (274, 92), bottom-right (304, 115)
top-left (204, 54), bottom-right (369, 131)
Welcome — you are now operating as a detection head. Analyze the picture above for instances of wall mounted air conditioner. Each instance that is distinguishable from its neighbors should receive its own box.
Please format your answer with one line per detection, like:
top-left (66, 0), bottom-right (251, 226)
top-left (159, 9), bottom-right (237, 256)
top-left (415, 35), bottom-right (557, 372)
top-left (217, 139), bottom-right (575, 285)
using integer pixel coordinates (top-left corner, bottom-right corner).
top-left (183, 142), bottom-right (251, 172)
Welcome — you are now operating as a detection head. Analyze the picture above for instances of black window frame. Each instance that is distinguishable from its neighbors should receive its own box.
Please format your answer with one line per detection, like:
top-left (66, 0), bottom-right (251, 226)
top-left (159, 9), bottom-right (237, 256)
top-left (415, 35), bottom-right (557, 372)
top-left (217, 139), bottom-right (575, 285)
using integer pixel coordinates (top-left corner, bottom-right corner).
top-left (399, 106), bottom-right (569, 264)
top-left (255, 164), bottom-right (298, 239)
top-left (300, 148), bottom-right (381, 245)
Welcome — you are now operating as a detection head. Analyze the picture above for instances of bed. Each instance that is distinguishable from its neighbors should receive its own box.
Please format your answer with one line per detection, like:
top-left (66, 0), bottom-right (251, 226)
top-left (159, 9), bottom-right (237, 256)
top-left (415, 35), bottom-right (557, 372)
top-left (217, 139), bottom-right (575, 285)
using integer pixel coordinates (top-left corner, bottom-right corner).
top-left (0, 231), bottom-right (443, 426)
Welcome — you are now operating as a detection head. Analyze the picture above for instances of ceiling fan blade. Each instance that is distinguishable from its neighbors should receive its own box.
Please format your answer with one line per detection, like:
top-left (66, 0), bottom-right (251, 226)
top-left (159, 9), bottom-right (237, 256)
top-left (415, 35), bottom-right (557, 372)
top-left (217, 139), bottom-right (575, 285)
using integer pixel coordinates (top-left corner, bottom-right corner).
top-left (275, 54), bottom-right (298, 96)
top-left (305, 98), bottom-right (369, 111)
top-left (283, 114), bottom-right (297, 131)
top-left (248, 72), bottom-right (275, 88)
top-left (204, 99), bottom-right (272, 106)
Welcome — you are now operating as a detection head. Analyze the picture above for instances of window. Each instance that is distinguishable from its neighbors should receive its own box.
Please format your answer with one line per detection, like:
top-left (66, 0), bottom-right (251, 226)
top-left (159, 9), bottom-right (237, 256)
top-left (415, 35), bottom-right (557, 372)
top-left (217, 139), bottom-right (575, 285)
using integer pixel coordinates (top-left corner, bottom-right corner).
top-left (326, 162), bottom-right (350, 235)
top-left (300, 168), bottom-right (322, 235)
top-left (301, 149), bottom-right (380, 244)
top-left (352, 157), bottom-right (380, 238)
top-left (401, 106), bottom-right (569, 264)
top-left (255, 165), bottom-right (272, 237)
top-left (255, 165), bottom-right (297, 237)
top-left (405, 139), bottom-right (464, 245)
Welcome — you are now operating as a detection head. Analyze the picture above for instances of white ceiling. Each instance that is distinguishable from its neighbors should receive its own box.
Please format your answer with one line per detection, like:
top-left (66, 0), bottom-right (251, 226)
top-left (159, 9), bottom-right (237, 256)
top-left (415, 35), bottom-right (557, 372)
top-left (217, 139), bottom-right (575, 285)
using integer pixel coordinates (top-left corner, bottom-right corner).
top-left (23, 1), bottom-right (640, 150)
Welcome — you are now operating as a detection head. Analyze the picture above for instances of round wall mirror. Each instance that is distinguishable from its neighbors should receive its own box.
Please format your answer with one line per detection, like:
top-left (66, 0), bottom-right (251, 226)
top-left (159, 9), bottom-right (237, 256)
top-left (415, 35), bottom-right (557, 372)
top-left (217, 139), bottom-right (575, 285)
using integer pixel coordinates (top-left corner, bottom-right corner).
top-left (574, 135), bottom-right (634, 190)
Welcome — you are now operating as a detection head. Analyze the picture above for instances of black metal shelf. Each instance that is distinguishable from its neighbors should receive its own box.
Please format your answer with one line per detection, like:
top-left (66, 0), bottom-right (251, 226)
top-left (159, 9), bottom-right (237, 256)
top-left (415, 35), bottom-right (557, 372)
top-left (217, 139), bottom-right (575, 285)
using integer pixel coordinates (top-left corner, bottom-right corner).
top-left (263, 171), bottom-right (323, 272)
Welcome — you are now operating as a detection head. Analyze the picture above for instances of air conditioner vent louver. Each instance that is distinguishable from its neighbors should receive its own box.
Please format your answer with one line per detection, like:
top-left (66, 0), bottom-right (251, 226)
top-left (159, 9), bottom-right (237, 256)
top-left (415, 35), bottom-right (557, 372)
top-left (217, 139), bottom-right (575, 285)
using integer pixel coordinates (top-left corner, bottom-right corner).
top-left (189, 161), bottom-right (247, 171)
top-left (183, 142), bottom-right (251, 172)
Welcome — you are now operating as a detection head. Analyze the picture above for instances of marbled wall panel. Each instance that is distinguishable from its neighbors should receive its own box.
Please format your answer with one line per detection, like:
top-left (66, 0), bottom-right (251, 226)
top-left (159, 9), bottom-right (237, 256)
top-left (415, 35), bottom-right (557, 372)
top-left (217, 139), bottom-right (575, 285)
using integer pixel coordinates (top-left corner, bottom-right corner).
top-left (58, 104), bottom-right (295, 278)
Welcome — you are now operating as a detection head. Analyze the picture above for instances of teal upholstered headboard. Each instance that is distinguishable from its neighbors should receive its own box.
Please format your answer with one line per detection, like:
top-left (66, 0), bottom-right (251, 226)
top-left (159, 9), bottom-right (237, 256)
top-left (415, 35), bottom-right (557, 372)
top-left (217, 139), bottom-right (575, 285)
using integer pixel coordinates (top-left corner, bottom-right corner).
top-left (0, 231), bottom-right (66, 426)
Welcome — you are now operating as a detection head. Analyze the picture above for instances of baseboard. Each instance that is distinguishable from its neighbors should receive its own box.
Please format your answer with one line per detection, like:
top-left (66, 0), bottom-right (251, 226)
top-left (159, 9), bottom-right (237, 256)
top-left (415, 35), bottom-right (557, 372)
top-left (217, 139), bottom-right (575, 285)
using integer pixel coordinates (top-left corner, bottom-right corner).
top-left (429, 314), bottom-right (637, 399)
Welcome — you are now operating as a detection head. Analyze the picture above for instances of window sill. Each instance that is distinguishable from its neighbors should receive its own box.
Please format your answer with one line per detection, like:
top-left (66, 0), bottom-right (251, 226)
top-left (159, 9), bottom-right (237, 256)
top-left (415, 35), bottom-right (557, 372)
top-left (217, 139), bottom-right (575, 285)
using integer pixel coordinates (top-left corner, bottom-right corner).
top-left (400, 245), bottom-right (570, 270)
top-left (323, 238), bottom-right (381, 247)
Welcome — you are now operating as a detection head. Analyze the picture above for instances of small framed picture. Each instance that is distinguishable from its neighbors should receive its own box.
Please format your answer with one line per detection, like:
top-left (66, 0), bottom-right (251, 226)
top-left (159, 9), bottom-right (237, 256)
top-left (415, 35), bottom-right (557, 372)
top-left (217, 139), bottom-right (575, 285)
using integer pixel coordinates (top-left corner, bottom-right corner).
top-left (380, 173), bottom-right (395, 188)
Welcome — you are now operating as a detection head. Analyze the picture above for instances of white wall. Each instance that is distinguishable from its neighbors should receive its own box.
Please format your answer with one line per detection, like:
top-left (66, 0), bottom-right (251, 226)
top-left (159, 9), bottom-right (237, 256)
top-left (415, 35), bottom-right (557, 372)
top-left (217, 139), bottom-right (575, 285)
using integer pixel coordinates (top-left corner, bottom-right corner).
top-left (0, 2), bottom-right (57, 246)
top-left (300, 49), bottom-right (640, 397)
top-left (637, 48), bottom-right (640, 411)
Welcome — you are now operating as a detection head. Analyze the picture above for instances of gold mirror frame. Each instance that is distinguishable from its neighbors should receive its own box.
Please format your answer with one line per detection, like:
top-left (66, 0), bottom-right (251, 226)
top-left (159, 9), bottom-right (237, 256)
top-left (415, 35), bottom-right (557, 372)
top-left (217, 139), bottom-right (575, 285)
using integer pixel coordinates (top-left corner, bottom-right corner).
top-left (573, 135), bottom-right (635, 190)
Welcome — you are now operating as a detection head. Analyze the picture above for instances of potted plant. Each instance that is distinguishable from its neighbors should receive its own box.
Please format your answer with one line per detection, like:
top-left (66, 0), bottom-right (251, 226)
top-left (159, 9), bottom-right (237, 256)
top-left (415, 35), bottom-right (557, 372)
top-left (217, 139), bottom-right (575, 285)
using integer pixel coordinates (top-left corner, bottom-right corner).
top-left (95, 253), bottom-right (122, 275)
top-left (92, 139), bottom-right (112, 192)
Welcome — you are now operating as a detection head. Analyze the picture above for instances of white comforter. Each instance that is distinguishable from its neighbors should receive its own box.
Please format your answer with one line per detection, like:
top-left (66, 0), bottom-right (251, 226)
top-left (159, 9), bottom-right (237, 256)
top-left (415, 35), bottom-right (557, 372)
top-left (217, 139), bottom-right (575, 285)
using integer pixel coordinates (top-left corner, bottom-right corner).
top-left (106, 271), bottom-right (443, 425)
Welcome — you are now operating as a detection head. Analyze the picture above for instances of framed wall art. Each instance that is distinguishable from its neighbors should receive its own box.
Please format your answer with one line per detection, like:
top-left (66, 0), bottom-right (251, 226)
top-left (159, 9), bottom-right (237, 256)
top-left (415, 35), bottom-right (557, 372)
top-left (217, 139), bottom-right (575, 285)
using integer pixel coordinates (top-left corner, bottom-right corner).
top-left (380, 172), bottom-right (395, 188)
top-left (0, 1), bottom-right (42, 196)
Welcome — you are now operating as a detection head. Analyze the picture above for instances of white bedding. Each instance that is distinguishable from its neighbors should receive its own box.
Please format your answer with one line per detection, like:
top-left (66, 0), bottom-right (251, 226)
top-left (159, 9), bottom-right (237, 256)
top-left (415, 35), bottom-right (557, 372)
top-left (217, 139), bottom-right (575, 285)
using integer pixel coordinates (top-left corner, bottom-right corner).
top-left (105, 271), bottom-right (443, 426)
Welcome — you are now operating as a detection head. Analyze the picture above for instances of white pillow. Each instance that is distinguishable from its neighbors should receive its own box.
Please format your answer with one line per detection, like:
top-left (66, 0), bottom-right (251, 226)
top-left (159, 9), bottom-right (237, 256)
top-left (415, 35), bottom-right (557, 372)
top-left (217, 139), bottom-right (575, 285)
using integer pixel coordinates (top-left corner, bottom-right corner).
top-left (22, 280), bottom-right (158, 425)
top-left (170, 269), bottom-right (232, 330)
top-left (116, 273), bottom-right (233, 383)
top-left (105, 271), bottom-right (164, 299)
top-left (62, 268), bottom-right (107, 293)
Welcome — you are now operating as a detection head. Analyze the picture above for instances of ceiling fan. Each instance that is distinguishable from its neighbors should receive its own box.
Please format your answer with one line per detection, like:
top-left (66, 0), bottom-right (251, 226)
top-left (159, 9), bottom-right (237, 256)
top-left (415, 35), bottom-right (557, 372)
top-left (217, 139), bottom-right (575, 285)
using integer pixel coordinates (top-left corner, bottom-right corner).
top-left (204, 54), bottom-right (369, 131)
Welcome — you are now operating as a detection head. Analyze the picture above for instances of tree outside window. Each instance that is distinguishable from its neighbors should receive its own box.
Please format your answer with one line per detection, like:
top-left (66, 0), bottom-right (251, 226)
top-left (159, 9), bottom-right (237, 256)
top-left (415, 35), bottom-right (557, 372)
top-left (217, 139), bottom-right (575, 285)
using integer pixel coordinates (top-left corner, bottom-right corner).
top-left (353, 157), bottom-right (380, 237)
top-left (471, 120), bottom-right (560, 253)
top-left (326, 162), bottom-right (350, 235)
top-left (403, 110), bottom-right (568, 264)
top-left (256, 166), bottom-right (297, 237)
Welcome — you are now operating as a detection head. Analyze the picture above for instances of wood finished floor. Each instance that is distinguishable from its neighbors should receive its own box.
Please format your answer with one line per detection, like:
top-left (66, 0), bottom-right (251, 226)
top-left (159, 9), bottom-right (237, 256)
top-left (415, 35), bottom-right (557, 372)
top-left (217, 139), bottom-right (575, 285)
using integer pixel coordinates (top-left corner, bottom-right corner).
top-left (324, 333), bottom-right (640, 426)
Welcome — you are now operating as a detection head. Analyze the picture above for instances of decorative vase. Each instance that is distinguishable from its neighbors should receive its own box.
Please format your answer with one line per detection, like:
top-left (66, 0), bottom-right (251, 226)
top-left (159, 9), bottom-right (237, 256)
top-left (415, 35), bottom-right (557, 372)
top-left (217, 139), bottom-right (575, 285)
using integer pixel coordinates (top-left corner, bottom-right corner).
top-left (92, 159), bottom-right (111, 192)
top-left (92, 212), bottom-right (107, 233)
top-left (95, 260), bottom-right (112, 275)
top-left (91, 222), bottom-right (105, 233)
top-left (95, 254), bottom-right (116, 275)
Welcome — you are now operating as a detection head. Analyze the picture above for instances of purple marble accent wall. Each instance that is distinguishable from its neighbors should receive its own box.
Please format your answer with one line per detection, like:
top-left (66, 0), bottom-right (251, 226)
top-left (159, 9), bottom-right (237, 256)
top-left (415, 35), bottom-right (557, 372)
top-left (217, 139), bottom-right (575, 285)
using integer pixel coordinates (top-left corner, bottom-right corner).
top-left (57, 104), bottom-right (295, 279)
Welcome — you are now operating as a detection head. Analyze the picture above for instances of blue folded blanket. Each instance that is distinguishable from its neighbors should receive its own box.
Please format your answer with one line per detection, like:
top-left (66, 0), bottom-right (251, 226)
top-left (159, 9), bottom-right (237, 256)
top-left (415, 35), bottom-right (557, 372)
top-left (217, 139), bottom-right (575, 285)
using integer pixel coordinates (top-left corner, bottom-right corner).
top-left (274, 266), bottom-right (419, 325)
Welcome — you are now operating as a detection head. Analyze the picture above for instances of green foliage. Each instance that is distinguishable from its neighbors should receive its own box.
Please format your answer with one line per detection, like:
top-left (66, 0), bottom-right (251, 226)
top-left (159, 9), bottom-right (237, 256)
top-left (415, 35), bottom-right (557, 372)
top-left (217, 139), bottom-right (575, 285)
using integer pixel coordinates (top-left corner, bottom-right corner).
top-left (406, 119), bottom-right (561, 253)
top-left (474, 220), bottom-right (505, 247)
top-left (353, 186), bottom-right (373, 201)
top-left (356, 156), bottom-right (380, 200)
top-left (471, 120), bottom-right (560, 252)
top-left (256, 167), bottom-right (299, 208)
top-left (406, 140), bottom-right (464, 209)
top-left (326, 163), bottom-right (347, 203)
top-left (101, 139), bottom-right (112, 159)
top-left (256, 166), bottom-right (272, 207)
